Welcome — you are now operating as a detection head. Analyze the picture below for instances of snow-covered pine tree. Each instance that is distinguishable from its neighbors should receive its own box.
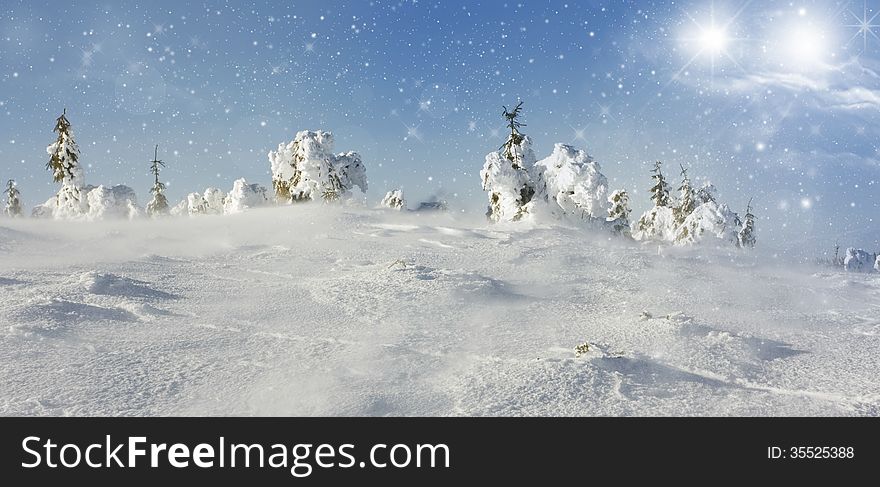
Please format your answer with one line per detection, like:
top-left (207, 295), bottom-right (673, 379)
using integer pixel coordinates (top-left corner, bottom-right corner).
top-left (649, 160), bottom-right (670, 207)
top-left (4, 179), bottom-right (22, 217)
top-left (697, 182), bottom-right (717, 204)
top-left (45, 109), bottom-right (86, 218)
top-left (146, 144), bottom-right (169, 217)
top-left (532, 143), bottom-right (609, 222)
top-left (606, 189), bottom-right (631, 236)
top-left (480, 101), bottom-right (537, 222)
top-left (380, 189), bottom-right (406, 210)
top-left (673, 164), bottom-right (695, 227)
top-left (268, 130), bottom-right (367, 204)
top-left (738, 197), bottom-right (757, 249)
top-left (633, 161), bottom-right (676, 241)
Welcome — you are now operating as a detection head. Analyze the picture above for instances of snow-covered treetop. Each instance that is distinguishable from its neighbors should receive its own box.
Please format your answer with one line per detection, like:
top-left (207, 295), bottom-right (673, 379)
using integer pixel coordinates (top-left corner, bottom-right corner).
top-left (648, 160), bottom-right (670, 208)
top-left (46, 108), bottom-right (83, 188)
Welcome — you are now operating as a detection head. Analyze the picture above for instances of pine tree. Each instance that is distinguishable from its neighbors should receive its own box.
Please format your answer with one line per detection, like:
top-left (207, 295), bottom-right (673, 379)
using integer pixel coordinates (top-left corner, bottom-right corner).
top-left (649, 160), bottom-right (670, 207)
top-left (4, 179), bottom-right (22, 217)
top-left (738, 197), bottom-right (757, 249)
top-left (501, 102), bottom-right (526, 168)
top-left (674, 164), bottom-right (695, 226)
top-left (607, 189), bottom-right (631, 236)
top-left (46, 109), bottom-right (81, 185)
top-left (146, 145), bottom-right (169, 217)
top-left (45, 109), bottom-right (87, 218)
top-left (501, 102), bottom-right (535, 210)
top-left (481, 102), bottom-right (537, 222)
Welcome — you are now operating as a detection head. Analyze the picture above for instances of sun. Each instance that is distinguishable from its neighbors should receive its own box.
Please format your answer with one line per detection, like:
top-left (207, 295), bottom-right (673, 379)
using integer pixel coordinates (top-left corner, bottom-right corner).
top-left (700, 26), bottom-right (730, 55)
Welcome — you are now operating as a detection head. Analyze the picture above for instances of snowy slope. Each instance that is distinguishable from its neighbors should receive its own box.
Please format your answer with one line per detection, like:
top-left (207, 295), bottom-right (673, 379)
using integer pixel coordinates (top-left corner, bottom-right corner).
top-left (0, 206), bottom-right (878, 416)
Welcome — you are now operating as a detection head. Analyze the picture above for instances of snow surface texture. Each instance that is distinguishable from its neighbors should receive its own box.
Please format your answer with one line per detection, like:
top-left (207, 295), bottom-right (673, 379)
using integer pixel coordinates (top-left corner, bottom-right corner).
top-left (268, 130), bottom-right (367, 203)
top-left (1, 205), bottom-right (879, 416)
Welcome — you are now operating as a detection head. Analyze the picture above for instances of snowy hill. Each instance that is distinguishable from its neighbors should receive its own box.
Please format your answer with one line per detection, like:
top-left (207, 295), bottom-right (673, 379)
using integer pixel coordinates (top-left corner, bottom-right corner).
top-left (1, 205), bottom-right (878, 416)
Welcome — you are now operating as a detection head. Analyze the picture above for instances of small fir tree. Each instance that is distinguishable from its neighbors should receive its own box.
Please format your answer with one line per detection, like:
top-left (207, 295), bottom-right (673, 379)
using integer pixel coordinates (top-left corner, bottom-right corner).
top-left (501, 102), bottom-right (527, 168)
top-left (46, 109), bottom-right (81, 185)
top-left (46, 109), bottom-right (86, 217)
top-left (146, 145), bottom-right (169, 217)
top-left (674, 164), bottom-right (695, 227)
top-left (501, 102), bottom-right (535, 210)
top-left (480, 101), bottom-right (537, 222)
top-left (738, 198), bottom-right (757, 249)
top-left (4, 179), bottom-right (22, 217)
top-left (649, 160), bottom-right (670, 207)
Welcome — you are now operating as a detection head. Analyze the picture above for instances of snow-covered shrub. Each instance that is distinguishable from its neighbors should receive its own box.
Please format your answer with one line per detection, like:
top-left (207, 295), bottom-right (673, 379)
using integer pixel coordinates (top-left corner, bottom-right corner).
top-left (85, 185), bottom-right (139, 220)
top-left (380, 189), bottom-right (406, 210)
top-left (738, 199), bottom-right (757, 249)
top-left (183, 188), bottom-right (225, 216)
top-left (533, 143), bottom-right (609, 221)
top-left (170, 199), bottom-right (188, 217)
top-left (31, 203), bottom-right (52, 219)
top-left (416, 200), bottom-right (448, 212)
top-left (633, 206), bottom-right (676, 242)
top-left (844, 248), bottom-right (875, 272)
top-left (674, 200), bottom-right (741, 246)
top-left (223, 178), bottom-right (269, 214)
top-left (268, 130), bottom-right (367, 203)
top-left (875, 255), bottom-right (880, 273)
top-left (607, 189), bottom-right (632, 236)
top-left (4, 180), bottom-right (22, 217)
top-left (203, 188), bottom-right (225, 214)
top-left (186, 192), bottom-right (207, 215)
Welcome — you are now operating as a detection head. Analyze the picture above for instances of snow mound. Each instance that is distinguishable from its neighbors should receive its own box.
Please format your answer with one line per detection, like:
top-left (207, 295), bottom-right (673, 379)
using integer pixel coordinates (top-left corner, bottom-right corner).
top-left (223, 178), bottom-right (269, 214)
top-left (844, 248), bottom-right (876, 273)
top-left (268, 130), bottom-right (367, 203)
top-left (876, 255), bottom-right (880, 273)
top-left (78, 271), bottom-right (177, 299)
top-left (534, 143), bottom-right (609, 221)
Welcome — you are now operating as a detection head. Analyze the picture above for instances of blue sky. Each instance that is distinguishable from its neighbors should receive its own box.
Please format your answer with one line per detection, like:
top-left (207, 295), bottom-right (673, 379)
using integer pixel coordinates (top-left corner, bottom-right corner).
top-left (0, 0), bottom-right (878, 255)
